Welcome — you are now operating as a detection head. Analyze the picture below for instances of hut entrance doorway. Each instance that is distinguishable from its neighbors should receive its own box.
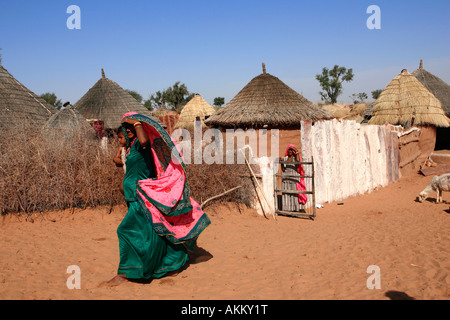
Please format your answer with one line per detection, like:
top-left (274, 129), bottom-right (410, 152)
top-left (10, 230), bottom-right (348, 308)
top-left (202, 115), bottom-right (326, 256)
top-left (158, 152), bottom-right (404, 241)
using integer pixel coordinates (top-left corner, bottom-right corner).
top-left (274, 158), bottom-right (316, 220)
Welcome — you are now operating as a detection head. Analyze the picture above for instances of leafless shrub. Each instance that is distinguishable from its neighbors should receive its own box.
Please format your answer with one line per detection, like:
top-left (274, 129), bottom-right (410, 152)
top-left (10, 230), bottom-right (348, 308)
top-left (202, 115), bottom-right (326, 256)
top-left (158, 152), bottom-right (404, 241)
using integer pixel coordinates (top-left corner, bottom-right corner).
top-left (186, 162), bottom-right (257, 208)
top-left (0, 124), bottom-right (123, 214)
top-left (0, 123), bottom-right (258, 215)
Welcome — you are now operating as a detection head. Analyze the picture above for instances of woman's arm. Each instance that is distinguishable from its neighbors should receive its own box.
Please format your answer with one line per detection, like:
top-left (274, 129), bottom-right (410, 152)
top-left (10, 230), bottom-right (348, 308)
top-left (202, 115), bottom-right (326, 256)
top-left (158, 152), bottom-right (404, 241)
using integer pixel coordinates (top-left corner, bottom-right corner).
top-left (292, 147), bottom-right (300, 162)
top-left (113, 146), bottom-right (124, 167)
top-left (122, 118), bottom-right (149, 147)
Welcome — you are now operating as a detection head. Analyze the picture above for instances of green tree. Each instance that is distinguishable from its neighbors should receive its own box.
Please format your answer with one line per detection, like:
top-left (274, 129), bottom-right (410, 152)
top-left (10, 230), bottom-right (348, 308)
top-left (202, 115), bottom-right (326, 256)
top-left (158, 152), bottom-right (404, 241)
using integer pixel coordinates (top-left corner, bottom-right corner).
top-left (147, 82), bottom-right (194, 112)
top-left (213, 97), bottom-right (225, 108)
top-left (40, 92), bottom-right (63, 109)
top-left (143, 99), bottom-right (154, 111)
top-left (126, 90), bottom-right (143, 103)
top-left (146, 90), bottom-right (167, 110)
top-left (371, 89), bottom-right (383, 100)
top-left (164, 81), bottom-right (195, 112)
top-left (350, 92), bottom-right (368, 104)
top-left (315, 65), bottom-right (354, 104)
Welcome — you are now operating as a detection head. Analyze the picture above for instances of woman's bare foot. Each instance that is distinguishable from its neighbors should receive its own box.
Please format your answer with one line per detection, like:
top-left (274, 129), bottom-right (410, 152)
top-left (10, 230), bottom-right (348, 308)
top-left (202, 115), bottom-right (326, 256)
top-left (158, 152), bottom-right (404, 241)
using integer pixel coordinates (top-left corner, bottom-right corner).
top-left (100, 274), bottom-right (128, 287)
top-left (165, 270), bottom-right (179, 277)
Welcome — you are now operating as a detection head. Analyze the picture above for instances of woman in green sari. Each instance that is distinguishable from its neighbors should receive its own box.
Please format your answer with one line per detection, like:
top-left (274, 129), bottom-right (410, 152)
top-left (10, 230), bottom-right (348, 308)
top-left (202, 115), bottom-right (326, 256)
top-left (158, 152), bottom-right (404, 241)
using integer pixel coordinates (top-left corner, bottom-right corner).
top-left (107, 113), bottom-right (208, 286)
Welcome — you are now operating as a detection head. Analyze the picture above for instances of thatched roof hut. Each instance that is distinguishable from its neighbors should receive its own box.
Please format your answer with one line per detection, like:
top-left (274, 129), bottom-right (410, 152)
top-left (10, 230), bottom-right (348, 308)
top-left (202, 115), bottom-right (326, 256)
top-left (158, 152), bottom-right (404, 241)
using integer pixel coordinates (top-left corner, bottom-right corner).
top-left (205, 63), bottom-right (332, 128)
top-left (412, 59), bottom-right (450, 117)
top-left (368, 69), bottom-right (449, 128)
top-left (174, 93), bottom-right (215, 130)
top-left (0, 65), bottom-right (56, 127)
top-left (74, 69), bottom-right (165, 130)
top-left (343, 103), bottom-right (367, 122)
top-left (412, 60), bottom-right (450, 150)
top-left (321, 103), bottom-right (351, 119)
top-left (42, 105), bottom-right (95, 135)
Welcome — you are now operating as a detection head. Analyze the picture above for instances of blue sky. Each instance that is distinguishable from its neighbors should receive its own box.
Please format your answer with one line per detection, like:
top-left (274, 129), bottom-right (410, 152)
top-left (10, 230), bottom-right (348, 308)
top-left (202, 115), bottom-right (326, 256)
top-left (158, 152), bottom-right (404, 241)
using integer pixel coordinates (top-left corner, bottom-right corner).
top-left (1, 0), bottom-right (449, 106)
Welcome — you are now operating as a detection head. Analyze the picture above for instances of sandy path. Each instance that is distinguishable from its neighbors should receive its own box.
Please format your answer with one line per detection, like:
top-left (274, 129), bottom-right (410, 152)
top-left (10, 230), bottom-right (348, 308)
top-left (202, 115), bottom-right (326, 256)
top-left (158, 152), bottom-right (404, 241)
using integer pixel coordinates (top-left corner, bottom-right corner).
top-left (0, 173), bottom-right (449, 300)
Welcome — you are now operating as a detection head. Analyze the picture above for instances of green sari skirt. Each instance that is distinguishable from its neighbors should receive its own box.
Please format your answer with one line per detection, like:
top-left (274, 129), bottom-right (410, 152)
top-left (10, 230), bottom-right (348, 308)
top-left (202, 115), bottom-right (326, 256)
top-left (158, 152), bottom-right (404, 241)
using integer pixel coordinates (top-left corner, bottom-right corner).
top-left (117, 200), bottom-right (189, 279)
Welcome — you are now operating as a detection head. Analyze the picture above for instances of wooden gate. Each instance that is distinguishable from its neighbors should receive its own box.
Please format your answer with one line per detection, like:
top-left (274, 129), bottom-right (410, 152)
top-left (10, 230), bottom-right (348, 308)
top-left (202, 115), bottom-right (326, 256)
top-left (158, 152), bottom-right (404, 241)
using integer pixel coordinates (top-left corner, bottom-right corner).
top-left (273, 157), bottom-right (316, 220)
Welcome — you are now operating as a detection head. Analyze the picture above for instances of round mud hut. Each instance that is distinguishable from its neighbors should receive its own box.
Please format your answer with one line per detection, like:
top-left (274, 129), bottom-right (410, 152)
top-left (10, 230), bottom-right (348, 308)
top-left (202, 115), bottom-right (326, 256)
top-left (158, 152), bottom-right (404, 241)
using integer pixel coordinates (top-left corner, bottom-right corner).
top-left (0, 65), bottom-right (56, 128)
top-left (174, 93), bottom-right (215, 130)
top-left (74, 69), bottom-right (165, 132)
top-left (205, 63), bottom-right (332, 158)
top-left (412, 59), bottom-right (450, 150)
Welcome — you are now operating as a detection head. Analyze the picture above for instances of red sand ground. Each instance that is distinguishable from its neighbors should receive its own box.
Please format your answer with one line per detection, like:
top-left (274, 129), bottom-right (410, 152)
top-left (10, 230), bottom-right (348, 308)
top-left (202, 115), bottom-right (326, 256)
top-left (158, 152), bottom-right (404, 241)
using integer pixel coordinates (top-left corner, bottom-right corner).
top-left (0, 172), bottom-right (448, 300)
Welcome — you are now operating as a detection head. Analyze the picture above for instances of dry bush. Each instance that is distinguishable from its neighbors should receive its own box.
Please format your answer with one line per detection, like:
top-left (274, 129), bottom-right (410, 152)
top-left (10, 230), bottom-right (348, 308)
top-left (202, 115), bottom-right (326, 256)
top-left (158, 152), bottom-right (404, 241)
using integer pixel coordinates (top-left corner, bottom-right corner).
top-left (186, 162), bottom-right (257, 208)
top-left (0, 122), bottom-right (258, 215)
top-left (0, 125), bottom-right (123, 214)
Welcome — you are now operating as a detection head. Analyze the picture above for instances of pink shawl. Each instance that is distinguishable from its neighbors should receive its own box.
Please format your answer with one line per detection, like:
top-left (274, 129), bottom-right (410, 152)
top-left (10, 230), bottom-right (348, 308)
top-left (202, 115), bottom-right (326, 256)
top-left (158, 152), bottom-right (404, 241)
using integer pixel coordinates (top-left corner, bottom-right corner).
top-left (285, 144), bottom-right (307, 205)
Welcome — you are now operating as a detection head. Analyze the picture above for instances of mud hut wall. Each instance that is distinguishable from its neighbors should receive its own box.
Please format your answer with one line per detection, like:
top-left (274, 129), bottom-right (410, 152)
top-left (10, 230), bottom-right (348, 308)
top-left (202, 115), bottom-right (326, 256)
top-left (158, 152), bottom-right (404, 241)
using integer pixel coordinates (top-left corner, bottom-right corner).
top-left (397, 128), bottom-right (421, 175)
top-left (229, 127), bottom-right (301, 159)
top-left (158, 114), bottom-right (179, 134)
top-left (417, 126), bottom-right (437, 162)
top-left (172, 126), bottom-right (300, 165)
top-left (301, 119), bottom-right (399, 205)
top-left (207, 127), bottom-right (300, 161)
top-left (394, 126), bottom-right (437, 176)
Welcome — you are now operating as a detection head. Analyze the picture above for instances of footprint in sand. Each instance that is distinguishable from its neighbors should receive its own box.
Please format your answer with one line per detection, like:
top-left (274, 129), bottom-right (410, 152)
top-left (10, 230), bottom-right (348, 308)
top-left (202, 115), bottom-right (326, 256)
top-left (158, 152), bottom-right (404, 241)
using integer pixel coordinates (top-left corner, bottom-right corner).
top-left (159, 278), bottom-right (175, 285)
top-left (433, 269), bottom-right (448, 282)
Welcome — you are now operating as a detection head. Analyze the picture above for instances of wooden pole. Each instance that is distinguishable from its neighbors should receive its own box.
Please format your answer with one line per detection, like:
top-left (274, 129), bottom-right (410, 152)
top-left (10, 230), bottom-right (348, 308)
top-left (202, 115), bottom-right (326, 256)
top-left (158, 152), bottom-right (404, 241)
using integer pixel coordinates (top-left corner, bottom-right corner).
top-left (242, 150), bottom-right (276, 221)
top-left (200, 185), bottom-right (242, 208)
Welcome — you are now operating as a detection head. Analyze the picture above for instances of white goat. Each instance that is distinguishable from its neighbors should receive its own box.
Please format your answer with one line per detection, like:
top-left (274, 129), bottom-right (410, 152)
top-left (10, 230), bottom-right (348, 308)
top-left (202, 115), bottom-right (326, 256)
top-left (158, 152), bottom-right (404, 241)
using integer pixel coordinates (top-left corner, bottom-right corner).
top-left (418, 173), bottom-right (450, 203)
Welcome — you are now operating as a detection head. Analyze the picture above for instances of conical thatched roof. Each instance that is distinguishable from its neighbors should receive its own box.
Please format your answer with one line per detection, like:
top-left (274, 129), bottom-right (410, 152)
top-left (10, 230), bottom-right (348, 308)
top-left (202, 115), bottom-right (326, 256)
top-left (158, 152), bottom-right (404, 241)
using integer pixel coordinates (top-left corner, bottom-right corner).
top-left (0, 65), bottom-right (56, 127)
top-left (74, 69), bottom-right (165, 130)
top-left (368, 69), bottom-right (449, 128)
top-left (173, 93), bottom-right (215, 130)
top-left (205, 63), bottom-right (332, 128)
top-left (412, 59), bottom-right (450, 117)
top-left (42, 105), bottom-right (94, 133)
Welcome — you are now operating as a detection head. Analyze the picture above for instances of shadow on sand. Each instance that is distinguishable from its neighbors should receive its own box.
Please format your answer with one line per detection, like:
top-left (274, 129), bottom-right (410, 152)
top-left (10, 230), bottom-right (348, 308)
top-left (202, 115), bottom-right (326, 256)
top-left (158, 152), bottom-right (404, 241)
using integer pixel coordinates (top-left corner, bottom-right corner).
top-left (385, 290), bottom-right (415, 300)
top-left (187, 245), bottom-right (213, 265)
